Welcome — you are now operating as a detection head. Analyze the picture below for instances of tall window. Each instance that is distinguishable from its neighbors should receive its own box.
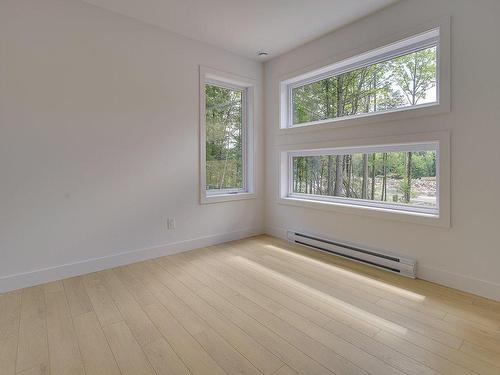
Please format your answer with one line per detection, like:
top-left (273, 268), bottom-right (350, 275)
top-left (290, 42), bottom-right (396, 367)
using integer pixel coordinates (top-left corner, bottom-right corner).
top-left (200, 67), bottom-right (255, 203)
top-left (281, 28), bottom-right (440, 128)
top-left (205, 83), bottom-right (245, 192)
top-left (284, 142), bottom-right (439, 216)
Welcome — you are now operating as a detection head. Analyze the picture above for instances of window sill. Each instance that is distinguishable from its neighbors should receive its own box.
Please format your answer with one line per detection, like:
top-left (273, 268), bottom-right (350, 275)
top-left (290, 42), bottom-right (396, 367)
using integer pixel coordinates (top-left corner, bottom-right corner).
top-left (277, 101), bottom-right (447, 135)
top-left (201, 192), bottom-right (256, 204)
top-left (278, 196), bottom-right (449, 228)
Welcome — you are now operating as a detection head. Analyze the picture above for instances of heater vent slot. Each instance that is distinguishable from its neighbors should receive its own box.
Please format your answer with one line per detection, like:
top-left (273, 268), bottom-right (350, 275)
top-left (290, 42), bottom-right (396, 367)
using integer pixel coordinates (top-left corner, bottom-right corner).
top-left (287, 231), bottom-right (416, 278)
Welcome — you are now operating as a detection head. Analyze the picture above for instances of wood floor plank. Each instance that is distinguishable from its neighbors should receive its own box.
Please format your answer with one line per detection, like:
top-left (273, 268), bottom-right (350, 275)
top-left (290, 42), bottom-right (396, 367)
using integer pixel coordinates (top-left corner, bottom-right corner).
top-left (373, 330), bottom-right (477, 375)
top-left (130, 262), bottom-right (210, 336)
top-left (15, 365), bottom-right (50, 375)
top-left (43, 280), bottom-right (64, 294)
top-left (63, 276), bottom-right (94, 317)
top-left (377, 324), bottom-right (500, 375)
top-left (0, 335), bottom-right (18, 375)
top-left (0, 291), bottom-right (21, 375)
top-left (114, 266), bottom-right (157, 307)
top-left (45, 289), bottom-right (85, 375)
top-left (193, 327), bottom-right (262, 375)
top-left (98, 269), bottom-right (162, 347)
top-left (460, 340), bottom-right (500, 367)
top-left (376, 298), bottom-right (500, 353)
top-left (143, 302), bottom-right (227, 375)
top-left (16, 286), bottom-right (49, 373)
top-left (273, 365), bottom-right (300, 375)
top-left (143, 337), bottom-right (192, 375)
top-left (103, 320), bottom-right (156, 375)
top-left (83, 272), bottom-right (123, 327)
top-left (73, 311), bottom-right (121, 375)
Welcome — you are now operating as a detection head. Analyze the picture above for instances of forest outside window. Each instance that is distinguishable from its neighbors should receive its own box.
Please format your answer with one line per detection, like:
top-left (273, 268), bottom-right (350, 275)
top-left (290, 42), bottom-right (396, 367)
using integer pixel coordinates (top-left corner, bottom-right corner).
top-left (280, 28), bottom-right (440, 128)
top-left (205, 83), bottom-right (245, 193)
top-left (283, 142), bottom-right (439, 216)
top-left (200, 67), bottom-right (255, 203)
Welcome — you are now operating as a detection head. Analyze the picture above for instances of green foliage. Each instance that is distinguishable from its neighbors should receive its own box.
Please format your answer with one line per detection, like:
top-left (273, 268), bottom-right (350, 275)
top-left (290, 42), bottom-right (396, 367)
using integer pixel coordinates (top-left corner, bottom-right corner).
top-left (205, 84), bottom-right (243, 190)
top-left (292, 150), bottom-right (437, 207)
top-left (390, 46), bottom-right (437, 105)
top-left (292, 46), bottom-right (437, 125)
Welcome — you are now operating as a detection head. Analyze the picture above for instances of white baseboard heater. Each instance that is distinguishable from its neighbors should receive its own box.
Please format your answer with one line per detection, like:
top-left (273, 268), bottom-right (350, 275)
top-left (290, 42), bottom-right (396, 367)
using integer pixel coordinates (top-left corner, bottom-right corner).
top-left (287, 231), bottom-right (416, 278)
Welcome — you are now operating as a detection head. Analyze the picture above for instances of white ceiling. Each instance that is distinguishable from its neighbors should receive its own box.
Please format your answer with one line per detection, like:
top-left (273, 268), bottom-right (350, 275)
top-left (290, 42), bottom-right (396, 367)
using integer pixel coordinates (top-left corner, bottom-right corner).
top-left (82, 0), bottom-right (398, 60)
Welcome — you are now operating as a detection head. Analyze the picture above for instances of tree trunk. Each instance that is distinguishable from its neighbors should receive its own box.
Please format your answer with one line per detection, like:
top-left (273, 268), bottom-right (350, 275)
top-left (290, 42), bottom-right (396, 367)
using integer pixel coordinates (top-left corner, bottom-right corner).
top-left (334, 155), bottom-right (344, 196)
top-left (336, 76), bottom-right (344, 117)
top-left (404, 152), bottom-right (412, 203)
top-left (382, 153), bottom-right (387, 201)
top-left (324, 79), bottom-right (332, 119)
top-left (327, 155), bottom-right (334, 195)
top-left (370, 153), bottom-right (376, 200)
top-left (293, 159), bottom-right (298, 192)
top-left (345, 155), bottom-right (351, 198)
top-left (361, 154), bottom-right (368, 199)
top-left (303, 158), bottom-right (308, 194)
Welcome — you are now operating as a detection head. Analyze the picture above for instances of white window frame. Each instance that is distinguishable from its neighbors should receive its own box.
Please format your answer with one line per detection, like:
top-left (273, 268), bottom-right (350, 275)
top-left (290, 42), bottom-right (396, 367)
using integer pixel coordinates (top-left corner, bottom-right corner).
top-left (200, 66), bottom-right (256, 204)
top-left (279, 17), bottom-right (450, 131)
top-left (278, 131), bottom-right (450, 227)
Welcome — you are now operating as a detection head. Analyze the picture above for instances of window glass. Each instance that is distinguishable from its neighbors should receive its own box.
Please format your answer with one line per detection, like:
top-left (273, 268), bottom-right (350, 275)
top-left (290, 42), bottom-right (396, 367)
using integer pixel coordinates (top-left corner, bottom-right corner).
top-left (292, 46), bottom-right (437, 125)
top-left (291, 149), bottom-right (437, 210)
top-left (205, 84), bottom-right (244, 192)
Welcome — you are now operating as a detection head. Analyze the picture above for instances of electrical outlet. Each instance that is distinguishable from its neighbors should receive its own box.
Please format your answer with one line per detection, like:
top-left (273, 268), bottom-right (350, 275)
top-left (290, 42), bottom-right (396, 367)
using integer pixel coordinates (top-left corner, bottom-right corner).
top-left (167, 217), bottom-right (176, 230)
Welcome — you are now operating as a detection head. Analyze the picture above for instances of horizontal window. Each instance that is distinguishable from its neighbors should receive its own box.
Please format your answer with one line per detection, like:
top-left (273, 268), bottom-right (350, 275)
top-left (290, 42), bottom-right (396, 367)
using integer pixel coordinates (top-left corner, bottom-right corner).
top-left (284, 142), bottom-right (439, 216)
top-left (281, 28), bottom-right (440, 128)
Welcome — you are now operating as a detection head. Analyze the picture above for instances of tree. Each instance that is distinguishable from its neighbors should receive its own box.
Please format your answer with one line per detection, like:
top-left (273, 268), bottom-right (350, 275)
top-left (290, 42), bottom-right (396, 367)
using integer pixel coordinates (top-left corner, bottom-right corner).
top-left (361, 154), bottom-right (369, 199)
top-left (381, 152), bottom-right (388, 201)
top-left (334, 155), bottom-right (344, 196)
top-left (327, 155), bottom-right (334, 195)
top-left (205, 84), bottom-right (243, 190)
top-left (402, 152), bottom-right (412, 203)
top-left (390, 47), bottom-right (437, 105)
top-left (370, 153), bottom-right (376, 200)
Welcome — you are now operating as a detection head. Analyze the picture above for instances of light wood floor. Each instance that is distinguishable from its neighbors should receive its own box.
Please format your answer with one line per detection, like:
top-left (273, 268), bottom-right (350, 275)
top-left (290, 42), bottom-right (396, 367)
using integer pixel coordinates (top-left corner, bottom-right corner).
top-left (1, 235), bottom-right (500, 375)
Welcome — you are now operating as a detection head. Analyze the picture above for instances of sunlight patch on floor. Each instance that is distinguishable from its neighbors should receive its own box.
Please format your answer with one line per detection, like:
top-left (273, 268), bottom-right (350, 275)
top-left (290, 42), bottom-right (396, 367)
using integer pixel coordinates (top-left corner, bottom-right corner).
top-left (263, 243), bottom-right (425, 302)
top-left (234, 255), bottom-right (408, 334)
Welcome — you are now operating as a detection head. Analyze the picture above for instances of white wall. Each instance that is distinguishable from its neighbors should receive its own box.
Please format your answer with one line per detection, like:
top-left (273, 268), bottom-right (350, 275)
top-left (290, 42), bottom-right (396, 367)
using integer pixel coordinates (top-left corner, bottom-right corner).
top-left (0, 0), bottom-right (263, 291)
top-left (264, 0), bottom-right (500, 300)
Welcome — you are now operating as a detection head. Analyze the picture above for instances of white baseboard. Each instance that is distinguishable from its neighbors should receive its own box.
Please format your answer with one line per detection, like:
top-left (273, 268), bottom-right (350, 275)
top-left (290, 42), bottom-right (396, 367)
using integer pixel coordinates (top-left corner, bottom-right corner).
top-left (264, 226), bottom-right (500, 301)
top-left (0, 227), bottom-right (263, 293)
top-left (265, 226), bottom-right (288, 240)
top-left (417, 265), bottom-right (500, 302)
